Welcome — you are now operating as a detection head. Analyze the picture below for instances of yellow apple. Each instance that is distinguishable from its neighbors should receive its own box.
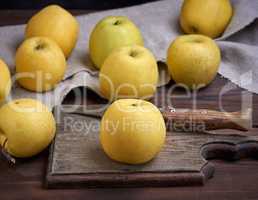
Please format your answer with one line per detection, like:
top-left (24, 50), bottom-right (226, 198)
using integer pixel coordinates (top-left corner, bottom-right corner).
top-left (180, 0), bottom-right (233, 38)
top-left (0, 98), bottom-right (56, 158)
top-left (15, 37), bottom-right (67, 92)
top-left (25, 5), bottom-right (79, 58)
top-left (100, 99), bottom-right (166, 164)
top-left (89, 16), bottom-right (144, 69)
top-left (99, 45), bottom-right (158, 100)
top-left (167, 34), bottom-right (221, 89)
top-left (0, 59), bottom-right (11, 104)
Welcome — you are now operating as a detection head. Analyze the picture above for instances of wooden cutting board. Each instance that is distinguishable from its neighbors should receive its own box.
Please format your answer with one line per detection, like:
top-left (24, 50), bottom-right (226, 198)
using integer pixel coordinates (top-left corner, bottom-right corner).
top-left (46, 105), bottom-right (258, 188)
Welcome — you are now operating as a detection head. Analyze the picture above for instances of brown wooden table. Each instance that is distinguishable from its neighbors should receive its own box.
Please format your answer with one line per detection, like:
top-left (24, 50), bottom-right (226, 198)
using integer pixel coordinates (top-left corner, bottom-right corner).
top-left (0, 10), bottom-right (258, 200)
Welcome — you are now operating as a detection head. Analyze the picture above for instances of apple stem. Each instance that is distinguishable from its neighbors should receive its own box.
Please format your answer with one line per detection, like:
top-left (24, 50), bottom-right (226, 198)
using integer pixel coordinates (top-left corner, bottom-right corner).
top-left (1, 148), bottom-right (16, 165)
top-left (35, 43), bottom-right (45, 51)
top-left (129, 51), bottom-right (138, 58)
top-left (191, 26), bottom-right (198, 34)
top-left (0, 139), bottom-right (16, 165)
top-left (113, 20), bottom-right (121, 25)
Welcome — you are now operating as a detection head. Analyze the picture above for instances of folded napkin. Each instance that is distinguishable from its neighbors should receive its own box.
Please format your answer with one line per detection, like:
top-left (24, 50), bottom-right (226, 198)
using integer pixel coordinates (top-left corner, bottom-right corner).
top-left (0, 0), bottom-right (258, 108)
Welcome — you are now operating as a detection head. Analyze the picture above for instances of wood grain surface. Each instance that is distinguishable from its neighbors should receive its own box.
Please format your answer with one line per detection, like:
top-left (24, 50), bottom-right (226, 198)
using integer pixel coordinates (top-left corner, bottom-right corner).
top-left (0, 10), bottom-right (258, 200)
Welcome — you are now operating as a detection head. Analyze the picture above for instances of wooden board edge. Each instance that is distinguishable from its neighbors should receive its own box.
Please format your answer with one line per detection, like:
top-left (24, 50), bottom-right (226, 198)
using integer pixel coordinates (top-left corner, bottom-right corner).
top-left (45, 171), bottom-right (208, 189)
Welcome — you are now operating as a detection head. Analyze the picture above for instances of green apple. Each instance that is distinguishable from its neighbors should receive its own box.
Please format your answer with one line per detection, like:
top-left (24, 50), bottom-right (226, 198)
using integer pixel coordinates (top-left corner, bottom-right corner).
top-left (99, 45), bottom-right (158, 100)
top-left (89, 16), bottom-right (144, 69)
top-left (167, 34), bottom-right (221, 89)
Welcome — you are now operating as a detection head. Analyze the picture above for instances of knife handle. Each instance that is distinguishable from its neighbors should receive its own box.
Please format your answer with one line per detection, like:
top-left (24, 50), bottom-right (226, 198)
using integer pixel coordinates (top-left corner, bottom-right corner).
top-left (161, 108), bottom-right (252, 132)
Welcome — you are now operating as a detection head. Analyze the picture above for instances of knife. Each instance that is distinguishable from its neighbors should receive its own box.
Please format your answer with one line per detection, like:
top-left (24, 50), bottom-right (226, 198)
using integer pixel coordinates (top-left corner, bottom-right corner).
top-left (55, 104), bottom-right (252, 132)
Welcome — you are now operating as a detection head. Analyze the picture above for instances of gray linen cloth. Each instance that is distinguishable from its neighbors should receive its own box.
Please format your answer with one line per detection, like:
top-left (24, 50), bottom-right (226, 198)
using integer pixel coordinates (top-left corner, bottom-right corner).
top-left (0, 0), bottom-right (258, 108)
